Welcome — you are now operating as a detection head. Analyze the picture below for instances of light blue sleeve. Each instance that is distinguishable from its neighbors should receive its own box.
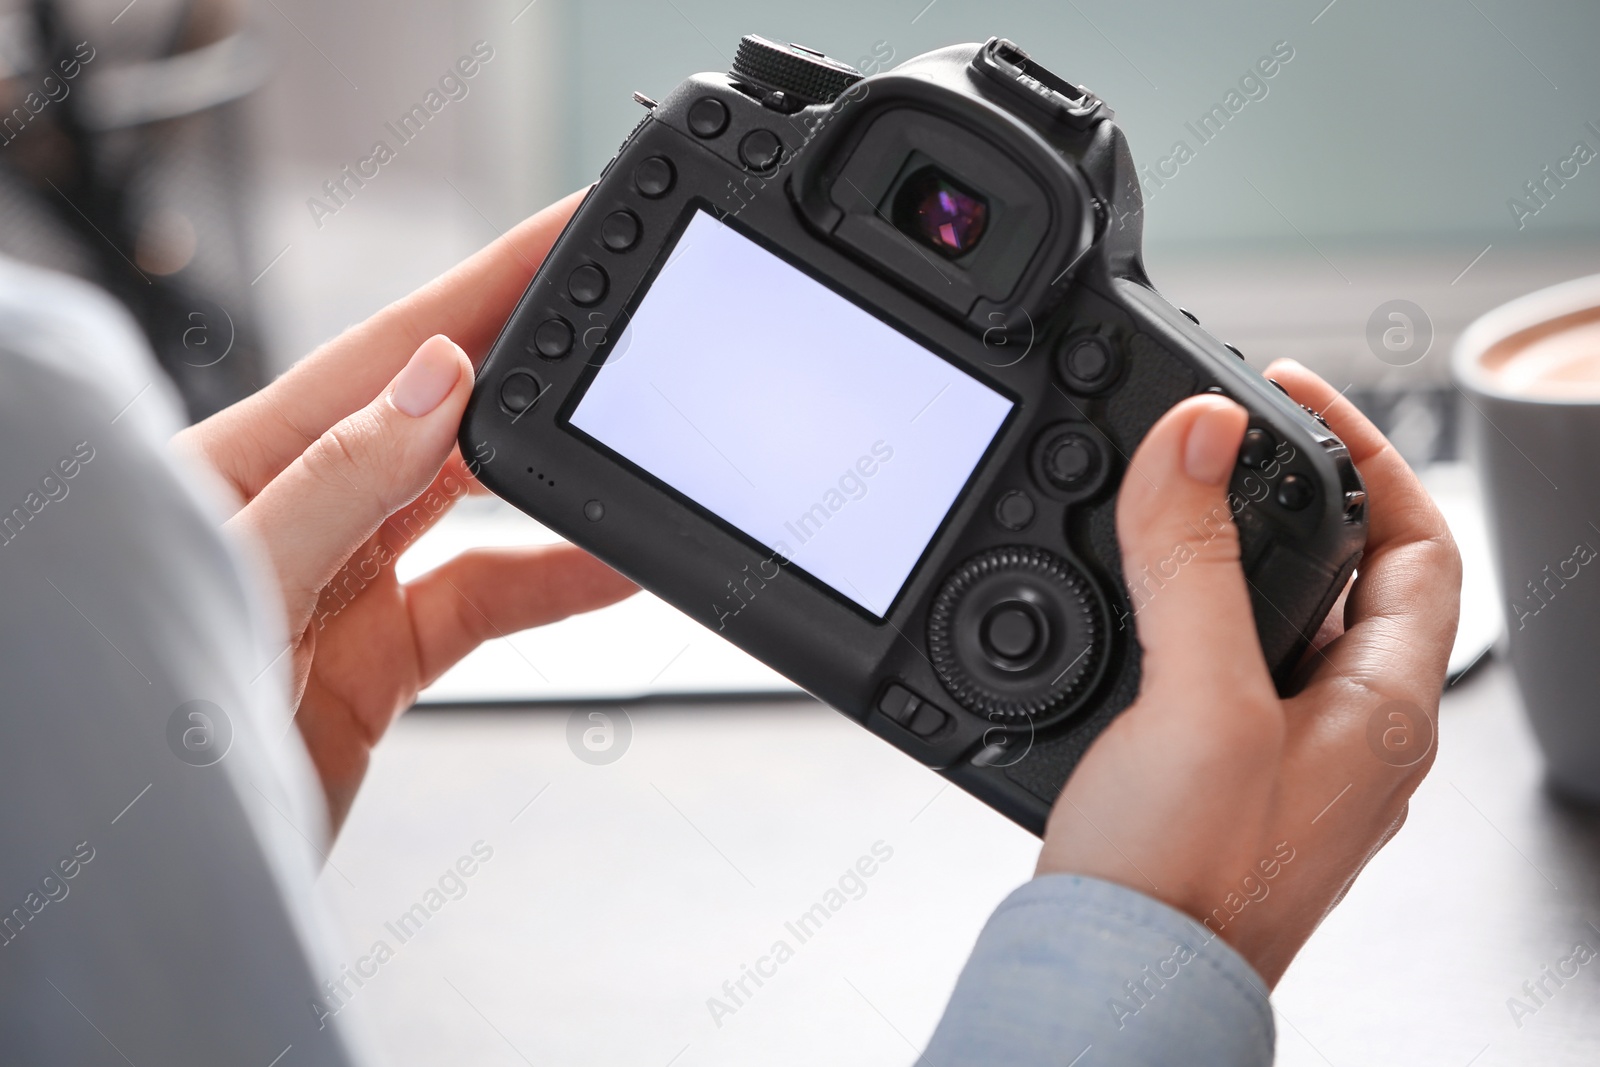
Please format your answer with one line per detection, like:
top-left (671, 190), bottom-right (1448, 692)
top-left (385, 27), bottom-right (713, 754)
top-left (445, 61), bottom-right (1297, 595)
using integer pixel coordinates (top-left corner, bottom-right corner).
top-left (0, 258), bottom-right (371, 1065)
top-left (924, 874), bottom-right (1275, 1067)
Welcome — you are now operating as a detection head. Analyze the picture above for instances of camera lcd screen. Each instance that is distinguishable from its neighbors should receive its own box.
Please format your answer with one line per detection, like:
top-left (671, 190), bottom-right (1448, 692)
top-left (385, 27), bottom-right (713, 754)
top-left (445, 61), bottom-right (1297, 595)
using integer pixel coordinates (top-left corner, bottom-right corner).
top-left (568, 209), bottom-right (1013, 617)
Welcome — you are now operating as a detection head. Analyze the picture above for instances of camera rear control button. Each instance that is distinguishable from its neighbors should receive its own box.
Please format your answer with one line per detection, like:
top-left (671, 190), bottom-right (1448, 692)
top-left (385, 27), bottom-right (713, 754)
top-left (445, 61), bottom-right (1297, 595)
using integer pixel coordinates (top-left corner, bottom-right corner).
top-left (1067, 340), bottom-right (1108, 380)
top-left (688, 97), bottom-right (730, 138)
top-left (739, 129), bottom-right (783, 171)
top-left (601, 210), bottom-right (641, 252)
top-left (906, 703), bottom-right (947, 738)
top-left (981, 601), bottom-right (1046, 669)
top-left (1180, 307), bottom-right (1200, 324)
top-left (1030, 423), bottom-right (1111, 501)
top-left (1057, 334), bottom-right (1119, 393)
top-left (567, 264), bottom-right (609, 306)
top-left (499, 371), bottom-right (542, 415)
top-left (877, 684), bottom-right (947, 738)
top-left (1042, 434), bottom-right (1096, 489)
top-left (994, 490), bottom-right (1035, 531)
top-left (1276, 473), bottom-right (1316, 511)
top-left (1238, 428), bottom-right (1276, 469)
top-left (532, 318), bottom-right (574, 359)
top-left (878, 684), bottom-right (921, 725)
top-left (633, 156), bottom-right (675, 197)
top-left (1225, 342), bottom-right (1245, 359)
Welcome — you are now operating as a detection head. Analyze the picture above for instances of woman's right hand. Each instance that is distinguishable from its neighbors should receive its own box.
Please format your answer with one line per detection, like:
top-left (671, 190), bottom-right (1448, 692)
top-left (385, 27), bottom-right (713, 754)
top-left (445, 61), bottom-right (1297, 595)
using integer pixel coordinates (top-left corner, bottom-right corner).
top-left (1036, 359), bottom-right (1461, 987)
top-left (172, 190), bottom-right (637, 834)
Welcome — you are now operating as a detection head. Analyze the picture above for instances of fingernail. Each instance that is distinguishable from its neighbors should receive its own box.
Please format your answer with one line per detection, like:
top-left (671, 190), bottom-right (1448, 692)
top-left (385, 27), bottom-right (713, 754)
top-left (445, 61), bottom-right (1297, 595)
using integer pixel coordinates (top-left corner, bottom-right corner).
top-left (1184, 399), bottom-right (1246, 485)
top-left (1264, 356), bottom-right (1305, 383)
top-left (391, 336), bottom-right (462, 417)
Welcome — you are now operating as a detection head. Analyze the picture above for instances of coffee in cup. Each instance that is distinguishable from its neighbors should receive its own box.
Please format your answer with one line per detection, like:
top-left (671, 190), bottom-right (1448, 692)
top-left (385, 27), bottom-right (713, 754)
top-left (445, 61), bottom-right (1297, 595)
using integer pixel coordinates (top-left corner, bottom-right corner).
top-left (1454, 275), bottom-right (1600, 803)
top-left (1476, 306), bottom-right (1600, 400)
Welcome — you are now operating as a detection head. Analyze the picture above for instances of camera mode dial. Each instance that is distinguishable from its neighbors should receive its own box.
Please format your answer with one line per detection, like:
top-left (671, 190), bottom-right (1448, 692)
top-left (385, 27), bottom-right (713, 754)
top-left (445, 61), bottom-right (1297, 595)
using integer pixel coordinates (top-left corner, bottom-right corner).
top-left (928, 547), bottom-right (1102, 723)
top-left (731, 36), bottom-right (863, 107)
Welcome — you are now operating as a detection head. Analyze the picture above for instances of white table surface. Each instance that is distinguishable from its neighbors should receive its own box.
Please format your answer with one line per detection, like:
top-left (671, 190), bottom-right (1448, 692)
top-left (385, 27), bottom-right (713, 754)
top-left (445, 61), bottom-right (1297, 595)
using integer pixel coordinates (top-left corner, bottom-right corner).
top-left (325, 655), bottom-right (1600, 1066)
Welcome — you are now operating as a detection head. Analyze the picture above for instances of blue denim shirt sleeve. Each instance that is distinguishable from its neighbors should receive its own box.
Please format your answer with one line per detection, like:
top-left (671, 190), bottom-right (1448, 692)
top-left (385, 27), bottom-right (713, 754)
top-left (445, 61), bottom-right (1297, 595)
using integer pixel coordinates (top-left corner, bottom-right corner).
top-left (923, 874), bottom-right (1276, 1066)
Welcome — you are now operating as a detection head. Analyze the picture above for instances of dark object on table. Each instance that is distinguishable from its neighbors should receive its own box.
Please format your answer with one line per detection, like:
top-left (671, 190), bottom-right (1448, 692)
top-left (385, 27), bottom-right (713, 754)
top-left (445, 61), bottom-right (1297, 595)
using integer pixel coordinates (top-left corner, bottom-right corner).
top-left (1, 0), bottom-right (271, 420)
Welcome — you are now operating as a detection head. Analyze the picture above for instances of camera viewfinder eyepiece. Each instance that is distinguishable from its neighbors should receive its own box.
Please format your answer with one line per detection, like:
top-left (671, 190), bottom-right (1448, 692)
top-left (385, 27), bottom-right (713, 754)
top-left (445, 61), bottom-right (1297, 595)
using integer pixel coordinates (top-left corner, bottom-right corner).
top-left (892, 167), bottom-right (990, 259)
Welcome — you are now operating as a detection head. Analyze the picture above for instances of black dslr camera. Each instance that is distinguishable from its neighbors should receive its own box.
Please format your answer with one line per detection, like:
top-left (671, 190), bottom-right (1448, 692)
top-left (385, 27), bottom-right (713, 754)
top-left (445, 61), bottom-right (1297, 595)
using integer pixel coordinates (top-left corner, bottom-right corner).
top-left (461, 37), bottom-right (1367, 833)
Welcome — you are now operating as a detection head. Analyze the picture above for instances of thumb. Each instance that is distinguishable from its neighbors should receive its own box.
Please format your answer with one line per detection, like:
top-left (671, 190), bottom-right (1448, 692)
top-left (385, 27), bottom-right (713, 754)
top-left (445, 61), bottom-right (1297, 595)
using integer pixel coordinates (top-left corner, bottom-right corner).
top-left (230, 334), bottom-right (474, 631)
top-left (1115, 393), bottom-right (1271, 705)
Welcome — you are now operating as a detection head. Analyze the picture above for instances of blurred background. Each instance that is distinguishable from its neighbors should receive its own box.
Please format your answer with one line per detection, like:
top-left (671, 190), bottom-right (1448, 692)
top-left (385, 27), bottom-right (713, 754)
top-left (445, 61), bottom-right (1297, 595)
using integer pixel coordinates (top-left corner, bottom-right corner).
top-left (8, 0), bottom-right (1599, 444)
top-left (4, 1), bottom-right (1599, 1065)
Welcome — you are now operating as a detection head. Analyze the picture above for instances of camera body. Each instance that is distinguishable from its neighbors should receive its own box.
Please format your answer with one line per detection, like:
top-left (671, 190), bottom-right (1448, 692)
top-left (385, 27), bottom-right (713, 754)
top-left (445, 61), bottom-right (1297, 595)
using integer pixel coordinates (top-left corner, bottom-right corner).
top-left (461, 37), bottom-right (1367, 834)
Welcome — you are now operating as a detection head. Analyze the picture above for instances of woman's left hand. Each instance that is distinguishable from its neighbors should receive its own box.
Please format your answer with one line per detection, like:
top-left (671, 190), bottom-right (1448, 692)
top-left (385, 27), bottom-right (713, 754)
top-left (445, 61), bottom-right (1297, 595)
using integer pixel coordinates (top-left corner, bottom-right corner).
top-left (174, 189), bottom-right (636, 833)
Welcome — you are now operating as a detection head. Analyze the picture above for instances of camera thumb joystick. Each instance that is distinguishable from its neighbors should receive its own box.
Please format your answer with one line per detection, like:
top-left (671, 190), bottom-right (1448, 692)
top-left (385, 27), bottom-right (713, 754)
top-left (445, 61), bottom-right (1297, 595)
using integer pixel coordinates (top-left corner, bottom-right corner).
top-left (731, 36), bottom-right (863, 108)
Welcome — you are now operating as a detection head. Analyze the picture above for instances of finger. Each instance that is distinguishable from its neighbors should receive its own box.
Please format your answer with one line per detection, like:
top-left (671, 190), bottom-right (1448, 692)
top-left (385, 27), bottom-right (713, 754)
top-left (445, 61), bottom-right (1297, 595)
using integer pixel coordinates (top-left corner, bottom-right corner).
top-left (1115, 393), bottom-right (1277, 709)
top-left (436, 445), bottom-right (492, 494)
top-left (182, 187), bottom-right (589, 501)
top-left (375, 447), bottom-right (486, 556)
top-left (455, 449), bottom-right (493, 493)
top-left (229, 335), bottom-right (474, 632)
top-left (1263, 360), bottom-right (1460, 698)
top-left (1263, 359), bottom-right (1453, 559)
top-left (404, 543), bottom-right (638, 687)
top-left (319, 450), bottom-right (498, 626)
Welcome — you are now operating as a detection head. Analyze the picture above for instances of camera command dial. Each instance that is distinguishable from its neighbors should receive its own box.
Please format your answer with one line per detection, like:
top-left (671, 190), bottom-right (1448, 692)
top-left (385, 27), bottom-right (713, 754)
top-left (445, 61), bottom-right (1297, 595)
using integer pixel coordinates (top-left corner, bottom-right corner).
top-left (731, 35), bottom-right (863, 106)
top-left (927, 547), bottom-right (1103, 723)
